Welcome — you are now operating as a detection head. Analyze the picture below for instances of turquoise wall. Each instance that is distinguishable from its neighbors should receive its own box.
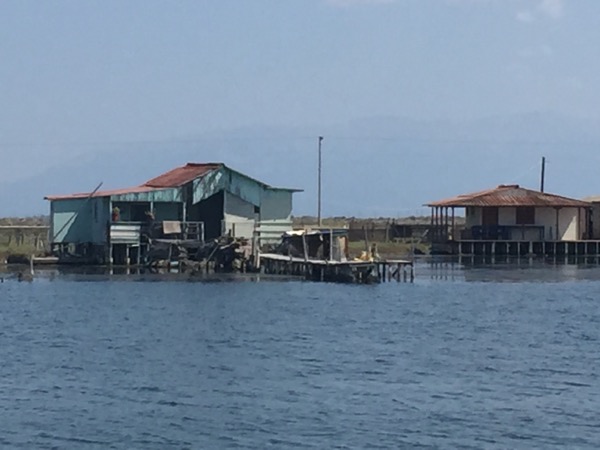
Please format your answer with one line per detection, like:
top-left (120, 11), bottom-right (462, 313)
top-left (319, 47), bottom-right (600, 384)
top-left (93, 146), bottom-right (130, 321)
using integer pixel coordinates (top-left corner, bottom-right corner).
top-left (192, 169), bottom-right (225, 204)
top-left (51, 197), bottom-right (109, 244)
top-left (110, 187), bottom-right (182, 203)
top-left (192, 166), bottom-right (293, 208)
top-left (261, 189), bottom-right (293, 221)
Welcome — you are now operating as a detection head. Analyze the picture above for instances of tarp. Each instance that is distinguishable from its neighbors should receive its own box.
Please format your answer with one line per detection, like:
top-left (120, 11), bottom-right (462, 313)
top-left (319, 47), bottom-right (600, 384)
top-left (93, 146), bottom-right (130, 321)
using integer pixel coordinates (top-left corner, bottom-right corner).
top-left (163, 221), bottom-right (182, 234)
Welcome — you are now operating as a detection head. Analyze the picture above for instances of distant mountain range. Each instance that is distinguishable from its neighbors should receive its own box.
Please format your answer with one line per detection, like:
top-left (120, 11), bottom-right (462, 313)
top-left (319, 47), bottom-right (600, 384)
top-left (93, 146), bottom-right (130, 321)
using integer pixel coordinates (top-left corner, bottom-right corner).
top-left (2, 112), bottom-right (600, 217)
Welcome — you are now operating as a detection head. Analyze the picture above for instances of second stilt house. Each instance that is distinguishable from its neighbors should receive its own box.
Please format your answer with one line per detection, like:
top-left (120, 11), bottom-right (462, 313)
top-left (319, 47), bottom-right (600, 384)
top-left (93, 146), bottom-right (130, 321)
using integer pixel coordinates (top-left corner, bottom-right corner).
top-left (426, 184), bottom-right (593, 256)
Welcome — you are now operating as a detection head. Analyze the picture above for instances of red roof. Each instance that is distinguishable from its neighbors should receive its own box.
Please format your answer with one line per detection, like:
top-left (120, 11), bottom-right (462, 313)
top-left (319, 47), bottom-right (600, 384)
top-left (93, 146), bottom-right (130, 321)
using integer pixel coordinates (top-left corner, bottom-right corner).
top-left (45, 163), bottom-right (223, 201)
top-left (45, 185), bottom-right (159, 201)
top-left (144, 163), bottom-right (222, 188)
top-left (426, 185), bottom-right (591, 208)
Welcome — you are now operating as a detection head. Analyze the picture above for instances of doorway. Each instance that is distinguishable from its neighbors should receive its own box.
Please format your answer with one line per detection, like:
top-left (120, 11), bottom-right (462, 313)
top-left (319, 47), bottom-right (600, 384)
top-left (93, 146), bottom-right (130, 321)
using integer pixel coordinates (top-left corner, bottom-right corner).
top-left (482, 207), bottom-right (499, 226)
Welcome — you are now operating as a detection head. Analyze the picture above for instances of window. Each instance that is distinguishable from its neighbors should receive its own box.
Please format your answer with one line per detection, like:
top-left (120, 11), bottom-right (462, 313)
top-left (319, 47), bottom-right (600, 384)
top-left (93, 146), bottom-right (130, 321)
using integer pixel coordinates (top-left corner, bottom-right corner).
top-left (516, 206), bottom-right (535, 225)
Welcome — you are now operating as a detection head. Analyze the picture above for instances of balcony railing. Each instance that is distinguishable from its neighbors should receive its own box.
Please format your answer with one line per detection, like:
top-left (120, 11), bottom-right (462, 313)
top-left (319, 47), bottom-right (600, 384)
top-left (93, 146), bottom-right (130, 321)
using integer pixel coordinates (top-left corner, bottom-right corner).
top-left (110, 221), bottom-right (204, 244)
top-left (463, 225), bottom-right (545, 241)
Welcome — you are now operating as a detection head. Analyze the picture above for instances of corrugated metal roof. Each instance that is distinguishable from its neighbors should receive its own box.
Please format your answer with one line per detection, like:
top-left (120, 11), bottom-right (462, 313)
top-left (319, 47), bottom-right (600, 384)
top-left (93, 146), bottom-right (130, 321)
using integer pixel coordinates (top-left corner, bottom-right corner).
top-left (45, 162), bottom-right (301, 201)
top-left (45, 185), bottom-right (159, 201)
top-left (144, 163), bottom-right (222, 188)
top-left (45, 163), bottom-right (223, 201)
top-left (426, 185), bottom-right (591, 208)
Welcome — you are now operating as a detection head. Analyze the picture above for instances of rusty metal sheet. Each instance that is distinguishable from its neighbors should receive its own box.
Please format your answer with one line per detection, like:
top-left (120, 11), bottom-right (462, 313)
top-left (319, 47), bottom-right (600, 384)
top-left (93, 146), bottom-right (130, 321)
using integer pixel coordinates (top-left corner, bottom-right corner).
top-left (144, 163), bottom-right (222, 188)
top-left (45, 185), bottom-right (158, 201)
top-left (45, 163), bottom-right (223, 201)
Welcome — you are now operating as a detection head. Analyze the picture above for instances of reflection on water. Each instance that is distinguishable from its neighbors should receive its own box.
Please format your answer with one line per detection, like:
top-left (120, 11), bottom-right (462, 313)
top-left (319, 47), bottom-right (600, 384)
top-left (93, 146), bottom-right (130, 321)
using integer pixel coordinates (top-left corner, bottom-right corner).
top-left (4, 256), bottom-right (600, 284)
top-left (0, 264), bottom-right (303, 283)
top-left (422, 256), bottom-right (600, 283)
top-left (2, 260), bottom-right (600, 448)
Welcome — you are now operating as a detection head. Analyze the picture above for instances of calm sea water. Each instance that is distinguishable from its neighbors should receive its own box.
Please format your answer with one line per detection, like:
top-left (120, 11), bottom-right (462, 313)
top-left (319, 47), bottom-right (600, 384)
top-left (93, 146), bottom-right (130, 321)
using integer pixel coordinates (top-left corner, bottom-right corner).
top-left (1, 262), bottom-right (600, 449)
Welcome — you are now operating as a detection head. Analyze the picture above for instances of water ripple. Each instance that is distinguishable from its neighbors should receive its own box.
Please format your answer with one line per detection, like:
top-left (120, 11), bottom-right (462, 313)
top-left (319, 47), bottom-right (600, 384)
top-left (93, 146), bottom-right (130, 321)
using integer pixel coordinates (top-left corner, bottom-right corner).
top-left (1, 275), bottom-right (599, 448)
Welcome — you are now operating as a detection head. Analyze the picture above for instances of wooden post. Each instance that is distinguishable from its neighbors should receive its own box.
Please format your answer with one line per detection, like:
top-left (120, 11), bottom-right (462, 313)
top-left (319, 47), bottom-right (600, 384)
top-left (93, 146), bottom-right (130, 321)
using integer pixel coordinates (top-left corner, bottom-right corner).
top-left (555, 207), bottom-right (561, 241)
top-left (445, 207), bottom-right (449, 241)
top-left (433, 207), bottom-right (437, 241)
top-left (577, 207), bottom-right (581, 240)
top-left (330, 229), bottom-right (334, 262)
top-left (436, 207), bottom-right (440, 241)
top-left (430, 207), bottom-right (434, 236)
top-left (302, 233), bottom-right (309, 262)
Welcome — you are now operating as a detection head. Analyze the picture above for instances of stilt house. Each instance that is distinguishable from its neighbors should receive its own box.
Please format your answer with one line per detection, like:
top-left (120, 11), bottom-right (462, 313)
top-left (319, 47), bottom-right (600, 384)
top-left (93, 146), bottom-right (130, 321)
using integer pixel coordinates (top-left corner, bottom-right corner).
top-left (45, 163), bottom-right (301, 264)
top-left (426, 184), bottom-right (593, 256)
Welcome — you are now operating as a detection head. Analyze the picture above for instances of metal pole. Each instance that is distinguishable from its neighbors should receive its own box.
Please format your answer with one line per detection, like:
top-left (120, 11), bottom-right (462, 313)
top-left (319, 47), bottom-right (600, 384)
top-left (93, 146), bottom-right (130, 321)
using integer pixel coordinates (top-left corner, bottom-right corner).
top-left (317, 136), bottom-right (323, 227)
top-left (540, 156), bottom-right (546, 192)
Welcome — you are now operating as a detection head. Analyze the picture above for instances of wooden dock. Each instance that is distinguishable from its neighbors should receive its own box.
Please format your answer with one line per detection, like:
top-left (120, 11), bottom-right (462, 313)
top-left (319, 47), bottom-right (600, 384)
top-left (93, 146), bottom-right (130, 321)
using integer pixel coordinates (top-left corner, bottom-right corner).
top-left (258, 253), bottom-right (414, 284)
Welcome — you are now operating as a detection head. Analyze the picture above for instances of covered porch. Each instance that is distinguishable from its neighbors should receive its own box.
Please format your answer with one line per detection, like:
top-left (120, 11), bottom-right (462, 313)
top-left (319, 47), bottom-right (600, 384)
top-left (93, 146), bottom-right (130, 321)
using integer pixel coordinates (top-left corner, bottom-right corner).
top-left (426, 184), bottom-right (593, 255)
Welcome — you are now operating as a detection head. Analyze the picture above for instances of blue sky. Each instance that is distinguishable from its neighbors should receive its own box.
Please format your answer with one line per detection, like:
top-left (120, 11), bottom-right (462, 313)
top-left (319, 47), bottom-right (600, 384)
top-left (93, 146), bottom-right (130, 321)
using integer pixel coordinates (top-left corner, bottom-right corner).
top-left (1, 0), bottom-right (599, 216)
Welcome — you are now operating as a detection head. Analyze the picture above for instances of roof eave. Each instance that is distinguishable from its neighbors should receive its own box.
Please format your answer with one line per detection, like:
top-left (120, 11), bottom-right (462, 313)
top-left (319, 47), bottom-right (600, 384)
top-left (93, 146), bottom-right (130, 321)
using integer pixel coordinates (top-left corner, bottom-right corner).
top-left (425, 201), bottom-right (591, 208)
top-left (267, 187), bottom-right (304, 193)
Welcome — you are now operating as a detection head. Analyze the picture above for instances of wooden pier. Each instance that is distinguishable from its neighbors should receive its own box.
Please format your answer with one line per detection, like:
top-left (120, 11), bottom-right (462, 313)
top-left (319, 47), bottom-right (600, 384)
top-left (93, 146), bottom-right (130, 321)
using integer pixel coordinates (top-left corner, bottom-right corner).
top-left (258, 253), bottom-right (414, 284)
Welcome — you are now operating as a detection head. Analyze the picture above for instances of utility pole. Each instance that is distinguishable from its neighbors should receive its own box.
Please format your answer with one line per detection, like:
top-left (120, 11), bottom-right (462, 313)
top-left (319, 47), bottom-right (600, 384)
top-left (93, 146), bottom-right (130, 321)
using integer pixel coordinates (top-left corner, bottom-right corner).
top-left (540, 156), bottom-right (546, 192)
top-left (317, 136), bottom-right (324, 227)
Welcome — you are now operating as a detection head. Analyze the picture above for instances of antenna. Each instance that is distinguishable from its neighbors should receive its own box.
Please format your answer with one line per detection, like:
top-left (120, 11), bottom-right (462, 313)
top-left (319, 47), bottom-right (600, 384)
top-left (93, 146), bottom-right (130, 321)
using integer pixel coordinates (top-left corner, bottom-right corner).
top-left (540, 156), bottom-right (546, 192)
top-left (317, 136), bottom-right (323, 227)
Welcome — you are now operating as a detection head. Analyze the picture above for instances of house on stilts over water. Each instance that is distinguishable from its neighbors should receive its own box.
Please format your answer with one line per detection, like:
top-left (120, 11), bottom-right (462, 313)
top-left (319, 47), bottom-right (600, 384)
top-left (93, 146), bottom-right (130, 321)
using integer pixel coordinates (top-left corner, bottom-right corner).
top-left (425, 184), bottom-right (600, 257)
top-left (45, 163), bottom-right (301, 265)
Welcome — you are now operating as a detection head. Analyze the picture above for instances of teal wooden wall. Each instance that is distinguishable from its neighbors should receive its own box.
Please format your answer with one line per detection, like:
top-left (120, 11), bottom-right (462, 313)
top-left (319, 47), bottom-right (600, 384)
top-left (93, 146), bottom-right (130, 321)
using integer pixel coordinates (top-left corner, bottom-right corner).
top-left (50, 197), bottom-right (109, 244)
top-left (110, 187), bottom-right (182, 203)
top-left (261, 189), bottom-right (293, 221)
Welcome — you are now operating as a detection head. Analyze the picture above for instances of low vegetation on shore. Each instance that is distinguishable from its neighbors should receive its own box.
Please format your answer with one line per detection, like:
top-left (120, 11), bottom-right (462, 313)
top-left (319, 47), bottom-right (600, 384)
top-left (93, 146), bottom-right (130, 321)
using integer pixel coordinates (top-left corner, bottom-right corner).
top-left (0, 216), bottom-right (49, 262)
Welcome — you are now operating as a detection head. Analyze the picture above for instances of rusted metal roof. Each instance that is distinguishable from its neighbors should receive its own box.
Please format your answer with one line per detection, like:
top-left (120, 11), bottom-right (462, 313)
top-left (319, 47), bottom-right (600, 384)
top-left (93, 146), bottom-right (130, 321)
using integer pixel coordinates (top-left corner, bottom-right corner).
top-left (426, 185), bottom-right (591, 208)
top-left (45, 185), bottom-right (159, 201)
top-left (143, 163), bottom-right (222, 188)
top-left (45, 162), bottom-right (300, 201)
top-left (45, 163), bottom-right (223, 201)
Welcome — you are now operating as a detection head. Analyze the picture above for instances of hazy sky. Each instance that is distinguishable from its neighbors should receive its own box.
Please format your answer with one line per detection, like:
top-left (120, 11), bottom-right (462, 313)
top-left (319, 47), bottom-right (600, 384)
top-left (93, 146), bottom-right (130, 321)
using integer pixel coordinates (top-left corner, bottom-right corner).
top-left (1, 0), bottom-right (599, 214)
